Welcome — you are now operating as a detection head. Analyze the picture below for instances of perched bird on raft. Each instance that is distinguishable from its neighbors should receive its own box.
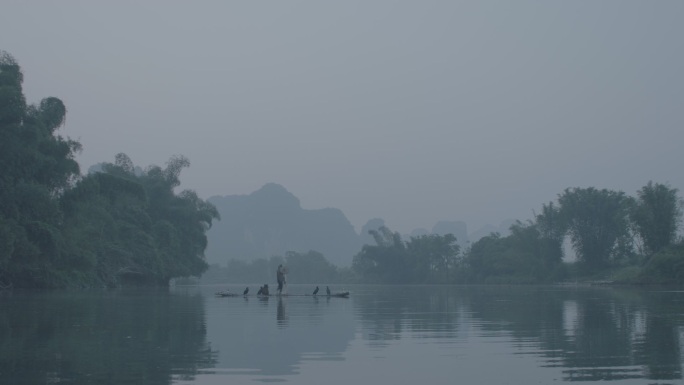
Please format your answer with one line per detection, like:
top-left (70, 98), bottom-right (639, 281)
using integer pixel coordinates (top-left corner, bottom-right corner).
top-left (215, 285), bottom-right (349, 298)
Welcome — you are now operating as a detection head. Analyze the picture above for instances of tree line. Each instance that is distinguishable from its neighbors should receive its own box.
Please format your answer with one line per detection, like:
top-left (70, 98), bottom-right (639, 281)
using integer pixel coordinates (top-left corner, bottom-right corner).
top-left (352, 183), bottom-right (683, 284)
top-left (0, 52), bottom-right (219, 288)
top-left (199, 250), bottom-right (353, 285)
top-left (3, 51), bottom-right (681, 288)
top-left (213, 182), bottom-right (683, 286)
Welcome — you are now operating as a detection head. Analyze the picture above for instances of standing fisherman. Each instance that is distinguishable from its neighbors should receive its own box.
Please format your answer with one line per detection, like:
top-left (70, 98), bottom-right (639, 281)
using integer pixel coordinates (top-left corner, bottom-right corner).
top-left (277, 264), bottom-right (286, 295)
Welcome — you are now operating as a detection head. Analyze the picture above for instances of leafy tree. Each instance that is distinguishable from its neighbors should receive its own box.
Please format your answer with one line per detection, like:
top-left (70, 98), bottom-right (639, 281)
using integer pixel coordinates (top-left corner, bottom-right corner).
top-left (558, 187), bottom-right (631, 272)
top-left (535, 201), bottom-right (566, 251)
top-left (463, 233), bottom-right (511, 282)
top-left (141, 155), bottom-right (219, 281)
top-left (462, 220), bottom-right (565, 284)
top-left (352, 226), bottom-right (408, 283)
top-left (352, 227), bottom-right (460, 283)
top-left (60, 154), bottom-right (219, 287)
top-left (507, 221), bottom-right (564, 278)
top-left (405, 233), bottom-right (459, 283)
top-left (0, 51), bottom-right (81, 288)
top-left (61, 169), bottom-right (157, 287)
top-left (630, 181), bottom-right (682, 256)
top-left (637, 244), bottom-right (684, 284)
top-left (284, 250), bottom-right (338, 283)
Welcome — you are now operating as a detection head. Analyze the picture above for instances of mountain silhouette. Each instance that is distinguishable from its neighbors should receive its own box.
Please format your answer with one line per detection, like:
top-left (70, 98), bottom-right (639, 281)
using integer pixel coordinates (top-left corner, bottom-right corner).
top-left (205, 183), bottom-right (361, 267)
top-left (204, 183), bottom-right (515, 268)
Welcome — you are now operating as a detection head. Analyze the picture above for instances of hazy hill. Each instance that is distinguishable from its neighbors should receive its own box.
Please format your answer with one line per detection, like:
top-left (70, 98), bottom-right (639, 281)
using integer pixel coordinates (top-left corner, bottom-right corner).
top-left (204, 183), bottom-right (516, 267)
top-left (205, 183), bottom-right (362, 267)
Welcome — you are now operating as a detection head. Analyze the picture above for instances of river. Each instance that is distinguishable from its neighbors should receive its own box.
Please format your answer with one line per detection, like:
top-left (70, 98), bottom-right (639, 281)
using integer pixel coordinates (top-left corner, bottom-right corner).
top-left (1, 284), bottom-right (683, 384)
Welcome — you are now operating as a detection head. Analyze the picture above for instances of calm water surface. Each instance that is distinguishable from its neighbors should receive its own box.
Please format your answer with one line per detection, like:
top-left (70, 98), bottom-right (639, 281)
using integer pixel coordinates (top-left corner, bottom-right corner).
top-left (1, 285), bottom-right (683, 385)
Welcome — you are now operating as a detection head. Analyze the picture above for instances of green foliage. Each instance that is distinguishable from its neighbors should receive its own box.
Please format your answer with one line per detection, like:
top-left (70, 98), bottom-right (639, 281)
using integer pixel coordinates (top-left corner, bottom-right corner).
top-left (2, 52), bottom-right (681, 288)
top-left (458, 182), bottom-right (682, 284)
top-left (462, 220), bottom-right (567, 284)
top-left (636, 245), bottom-right (684, 284)
top-left (406, 233), bottom-right (460, 283)
top-left (351, 183), bottom-right (680, 285)
top-left (558, 187), bottom-right (631, 272)
top-left (0, 49), bottom-right (219, 288)
top-left (200, 251), bottom-right (350, 284)
top-left (463, 233), bottom-right (508, 282)
top-left (630, 181), bottom-right (682, 256)
top-left (610, 266), bottom-right (642, 283)
top-left (352, 227), bottom-right (408, 283)
top-left (535, 201), bottom-right (566, 246)
top-left (352, 226), bottom-right (460, 284)
top-left (284, 250), bottom-right (338, 283)
top-left (60, 154), bottom-right (220, 287)
top-left (0, 51), bottom-right (81, 288)
top-left (0, 51), bottom-right (25, 126)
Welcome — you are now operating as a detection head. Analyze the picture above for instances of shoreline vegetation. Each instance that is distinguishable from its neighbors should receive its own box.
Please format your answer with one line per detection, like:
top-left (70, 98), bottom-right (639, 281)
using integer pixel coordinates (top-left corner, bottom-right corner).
top-left (1, 52), bottom-right (219, 289)
top-left (3, 51), bottom-right (684, 289)
top-left (195, 180), bottom-right (684, 287)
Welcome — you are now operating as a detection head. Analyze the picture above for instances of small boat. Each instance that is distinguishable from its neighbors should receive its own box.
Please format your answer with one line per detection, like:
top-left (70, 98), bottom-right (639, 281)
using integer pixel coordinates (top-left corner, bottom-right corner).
top-left (328, 291), bottom-right (350, 298)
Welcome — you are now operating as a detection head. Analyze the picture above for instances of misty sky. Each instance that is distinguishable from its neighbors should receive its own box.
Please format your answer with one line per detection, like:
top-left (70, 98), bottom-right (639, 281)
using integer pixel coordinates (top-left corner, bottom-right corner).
top-left (3, 1), bottom-right (683, 234)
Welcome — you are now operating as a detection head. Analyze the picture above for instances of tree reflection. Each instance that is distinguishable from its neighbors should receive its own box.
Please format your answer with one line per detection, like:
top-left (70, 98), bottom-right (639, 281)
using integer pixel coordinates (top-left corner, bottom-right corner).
top-left (558, 289), bottom-right (682, 382)
top-left (353, 285), bottom-right (463, 346)
top-left (353, 285), bottom-right (683, 382)
top-left (636, 293), bottom-right (682, 381)
top-left (558, 290), bottom-right (642, 381)
top-left (0, 290), bottom-right (216, 385)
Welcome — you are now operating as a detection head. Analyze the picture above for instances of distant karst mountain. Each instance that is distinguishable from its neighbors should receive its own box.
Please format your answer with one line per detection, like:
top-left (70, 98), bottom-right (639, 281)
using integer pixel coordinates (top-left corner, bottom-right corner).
top-left (205, 183), bottom-right (362, 267)
top-left (204, 183), bottom-right (516, 267)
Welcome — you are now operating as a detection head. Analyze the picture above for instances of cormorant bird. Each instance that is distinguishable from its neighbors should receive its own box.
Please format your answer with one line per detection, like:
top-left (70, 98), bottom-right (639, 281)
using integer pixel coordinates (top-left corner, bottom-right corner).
top-left (326, 286), bottom-right (331, 296)
top-left (313, 286), bottom-right (319, 296)
top-left (243, 287), bottom-right (249, 296)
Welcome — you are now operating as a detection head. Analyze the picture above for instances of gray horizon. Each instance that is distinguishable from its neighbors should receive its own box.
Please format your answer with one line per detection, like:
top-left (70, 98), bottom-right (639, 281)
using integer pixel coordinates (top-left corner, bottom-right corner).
top-left (2, 1), bottom-right (683, 234)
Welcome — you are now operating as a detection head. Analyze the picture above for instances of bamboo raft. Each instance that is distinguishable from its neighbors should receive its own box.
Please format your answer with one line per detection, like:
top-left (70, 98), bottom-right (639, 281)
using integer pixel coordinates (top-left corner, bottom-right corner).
top-left (215, 291), bottom-right (350, 298)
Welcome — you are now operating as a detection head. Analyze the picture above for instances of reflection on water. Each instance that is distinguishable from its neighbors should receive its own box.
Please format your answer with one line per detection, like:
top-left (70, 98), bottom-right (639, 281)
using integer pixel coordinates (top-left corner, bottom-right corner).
top-left (277, 297), bottom-right (287, 326)
top-left (1, 285), bottom-right (683, 384)
top-left (0, 289), bottom-right (215, 385)
top-left (202, 287), bottom-right (354, 379)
